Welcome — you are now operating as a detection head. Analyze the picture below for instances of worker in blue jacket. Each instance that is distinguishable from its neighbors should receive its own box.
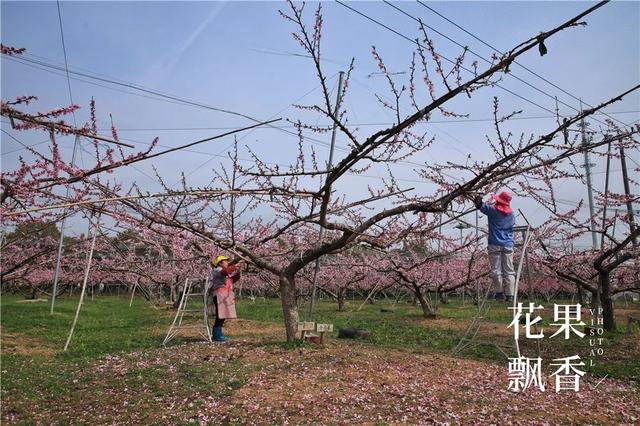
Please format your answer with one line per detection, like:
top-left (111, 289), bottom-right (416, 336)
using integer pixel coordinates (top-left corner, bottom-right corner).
top-left (474, 192), bottom-right (516, 302)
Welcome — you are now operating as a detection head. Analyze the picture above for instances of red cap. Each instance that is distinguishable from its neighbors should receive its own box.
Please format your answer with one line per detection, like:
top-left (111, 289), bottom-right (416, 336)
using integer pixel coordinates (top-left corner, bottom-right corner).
top-left (492, 191), bottom-right (513, 214)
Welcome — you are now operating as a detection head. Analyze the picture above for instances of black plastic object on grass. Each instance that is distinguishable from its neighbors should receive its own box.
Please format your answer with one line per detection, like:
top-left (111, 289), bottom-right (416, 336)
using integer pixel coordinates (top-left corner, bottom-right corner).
top-left (338, 328), bottom-right (371, 339)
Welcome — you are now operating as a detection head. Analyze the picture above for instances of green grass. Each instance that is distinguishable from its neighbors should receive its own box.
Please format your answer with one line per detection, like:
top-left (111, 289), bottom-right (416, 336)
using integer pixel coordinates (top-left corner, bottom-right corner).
top-left (1, 296), bottom-right (170, 408)
top-left (587, 358), bottom-right (640, 382)
top-left (238, 297), bottom-right (552, 350)
top-left (3, 294), bottom-right (638, 364)
top-left (1, 295), bottom-right (171, 358)
top-left (1, 294), bottom-right (261, 423)
top-left (238, 296), bottom-right (640, 380)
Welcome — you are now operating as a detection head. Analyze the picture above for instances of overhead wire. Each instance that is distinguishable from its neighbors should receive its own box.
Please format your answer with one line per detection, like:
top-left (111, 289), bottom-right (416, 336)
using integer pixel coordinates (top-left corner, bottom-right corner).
top-left (48, 110), bottom-right (637, 131)
top-left (5, 52), bottom-right (636, 138)
top-left (4, 55), bottom-right (259, 124)
top-left (3, 54), bottom-right (369, 184)
top-left (1, 137), bottom-right (50, 155)
top-left (385, 0), bottom-right (627, 129)
top-left (415, 0), bottom-right (635, 129)
top-left (5, 5), bottom-right (631, 206)
top-left (336, 1), bottom-right (557, 116)
top-left (167, 72), bottom-right (340, 188)
top-left (5, 46), bottom-right (636, 163)
top-left (3, 55), bottom-right (193, 109)
top-left (333, 0), bottom-right (638, 206)
top-left (55, 0), bottom-right (77, 127)
top-left (336, 0), bottom-right (630, 131)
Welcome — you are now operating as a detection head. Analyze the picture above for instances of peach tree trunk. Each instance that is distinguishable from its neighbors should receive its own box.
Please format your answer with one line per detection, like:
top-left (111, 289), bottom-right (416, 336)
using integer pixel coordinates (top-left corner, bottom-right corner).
top-left (598, 270), bottom-right (616, 331)
top-left (413, 285), bottom-right (436, 318)
top-left (279, 274), bottom-right (299, 342)
top-left (337, 288), bottom-right (346, 312)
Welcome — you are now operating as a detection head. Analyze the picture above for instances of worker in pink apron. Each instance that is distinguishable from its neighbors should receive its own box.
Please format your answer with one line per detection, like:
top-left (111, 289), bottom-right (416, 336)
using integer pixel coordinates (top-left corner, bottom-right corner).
top-left (210, 255), bottom-right (241, 342)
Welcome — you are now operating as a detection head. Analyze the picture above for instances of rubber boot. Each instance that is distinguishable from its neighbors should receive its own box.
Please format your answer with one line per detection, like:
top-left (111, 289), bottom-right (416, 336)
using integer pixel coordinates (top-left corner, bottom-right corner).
top-left (213, 326), bottom-right (229, 342)
top-left (220, 328), bottom-right (230, 341)
top-left (494, 292), bottom-right (504, 301)
top-left (505, 295), bottom-right (514, 303)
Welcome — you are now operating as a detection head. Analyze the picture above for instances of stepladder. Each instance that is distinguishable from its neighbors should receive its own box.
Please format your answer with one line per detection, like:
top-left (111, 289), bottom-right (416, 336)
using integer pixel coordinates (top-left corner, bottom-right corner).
top-left (452, 225), bottom-right (539, 359)
top-left (163, 277), bottom-right (212, 346)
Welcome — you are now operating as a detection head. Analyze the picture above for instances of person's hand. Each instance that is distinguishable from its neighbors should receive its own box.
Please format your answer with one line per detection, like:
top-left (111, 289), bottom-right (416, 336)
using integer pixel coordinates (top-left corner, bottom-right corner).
top-left (473, 195), bottom-right (483, 208)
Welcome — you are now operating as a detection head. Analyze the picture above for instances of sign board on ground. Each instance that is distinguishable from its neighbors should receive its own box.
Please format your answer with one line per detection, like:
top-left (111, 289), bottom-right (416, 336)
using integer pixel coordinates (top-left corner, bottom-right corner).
top-left (298, 321), bottom-right (315, 331)
top-left (316, 323), bottom-right (333, 332)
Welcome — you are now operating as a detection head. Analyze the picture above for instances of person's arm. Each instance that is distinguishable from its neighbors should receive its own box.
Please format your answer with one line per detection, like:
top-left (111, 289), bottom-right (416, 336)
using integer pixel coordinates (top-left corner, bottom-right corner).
top-left (474, 196), bottom-right (492, 215)
top-left (221, 264), bottom-right (237, 276)
top-left (474, 195), bottom-right (483, 209)
top-left (479, 203), bottom-right (493, 215)
top-left (221, 264), bottom-right (241, 282)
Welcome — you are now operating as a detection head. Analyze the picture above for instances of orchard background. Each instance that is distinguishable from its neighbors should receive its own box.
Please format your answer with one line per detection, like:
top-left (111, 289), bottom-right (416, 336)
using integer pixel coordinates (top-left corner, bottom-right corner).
top-left (1, 1), bottom-right (639, 424)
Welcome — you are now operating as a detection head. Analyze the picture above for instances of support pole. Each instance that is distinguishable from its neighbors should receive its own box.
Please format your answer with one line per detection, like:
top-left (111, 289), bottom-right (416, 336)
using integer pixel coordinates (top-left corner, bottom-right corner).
top-left (475, 209), bottom-right (480, 311)
top-left (525, 245), bottom-right (533, 301)
top-left (461, 224), bottom-right (465, 306)
top-left (129, 282), bottom-right (138, 308)
top-left (600, 142), bottom-right (613, 250)
top-left (50, 134), bottom-right (80, 314)
top-left (579, 100), bottom-right (598, 249)
top-left (437, 214), bottom-right (443, 253)
top-left (455, 222), bottom-right (470, 305)
top-left (63, 213), bottom-right (100, 351)
top-left (619, 144), bottom-right (638, 247)
top-left (594, 141), bottom-right (613, 313)
top-left (356, 281), bottom-right (381, 312)
top-left (308, 71), bottom-right (344, 321)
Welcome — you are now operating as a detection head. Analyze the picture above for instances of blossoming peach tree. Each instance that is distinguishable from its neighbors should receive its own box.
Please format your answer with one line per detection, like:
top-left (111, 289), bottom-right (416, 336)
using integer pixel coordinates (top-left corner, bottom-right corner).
top-left (2, 0), bottom-right (639, 343)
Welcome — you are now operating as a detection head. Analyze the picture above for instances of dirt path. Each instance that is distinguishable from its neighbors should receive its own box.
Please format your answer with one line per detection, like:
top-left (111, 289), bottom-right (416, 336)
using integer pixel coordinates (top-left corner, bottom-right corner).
top-left (1, 328), bottom-right (56, 357)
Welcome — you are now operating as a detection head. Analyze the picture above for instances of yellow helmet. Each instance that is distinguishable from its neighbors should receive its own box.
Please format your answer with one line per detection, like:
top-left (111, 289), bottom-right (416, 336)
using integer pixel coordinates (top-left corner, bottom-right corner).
top-left (213, 255), bottom-right (229, 266)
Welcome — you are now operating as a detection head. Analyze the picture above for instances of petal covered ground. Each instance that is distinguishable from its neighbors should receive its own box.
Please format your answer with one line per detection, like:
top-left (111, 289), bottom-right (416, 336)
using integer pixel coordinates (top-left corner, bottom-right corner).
top-left (3, 319), bottom-right (639, 425)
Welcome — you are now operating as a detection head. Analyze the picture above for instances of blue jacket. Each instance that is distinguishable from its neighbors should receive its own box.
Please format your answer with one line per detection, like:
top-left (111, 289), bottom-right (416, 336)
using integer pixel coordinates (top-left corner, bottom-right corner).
top-left (479, 203), bottom-right (515, 247)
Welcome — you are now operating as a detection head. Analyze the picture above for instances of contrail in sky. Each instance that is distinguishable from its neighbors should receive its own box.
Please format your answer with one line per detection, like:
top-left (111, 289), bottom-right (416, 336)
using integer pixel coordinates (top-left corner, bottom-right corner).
top-left (152, 3), bottom-right (225, 83)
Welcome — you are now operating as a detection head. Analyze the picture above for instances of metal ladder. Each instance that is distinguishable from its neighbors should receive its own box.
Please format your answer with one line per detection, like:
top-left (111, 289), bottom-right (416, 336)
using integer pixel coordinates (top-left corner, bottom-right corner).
top-left (451, 283), bottom-right (508, 356)
top-left (452, 226), bottom-right (535, 359)
top-left (163, 277), bottom-right (212, 346)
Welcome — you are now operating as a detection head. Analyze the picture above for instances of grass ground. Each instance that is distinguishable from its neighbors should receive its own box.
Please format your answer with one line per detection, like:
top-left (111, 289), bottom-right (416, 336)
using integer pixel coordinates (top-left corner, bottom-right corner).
top-left (1, 294), bottom-right (639, 424)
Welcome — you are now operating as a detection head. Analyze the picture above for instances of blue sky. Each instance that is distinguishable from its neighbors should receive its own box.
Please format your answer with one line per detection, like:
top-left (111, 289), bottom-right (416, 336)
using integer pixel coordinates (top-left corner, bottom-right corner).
top-left (2, 1), bottom-right (639, 244)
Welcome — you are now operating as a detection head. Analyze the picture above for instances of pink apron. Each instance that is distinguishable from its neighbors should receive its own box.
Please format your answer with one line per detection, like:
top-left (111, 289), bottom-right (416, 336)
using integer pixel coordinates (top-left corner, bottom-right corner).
top-left (215, 277), bottom-right (237, 319)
